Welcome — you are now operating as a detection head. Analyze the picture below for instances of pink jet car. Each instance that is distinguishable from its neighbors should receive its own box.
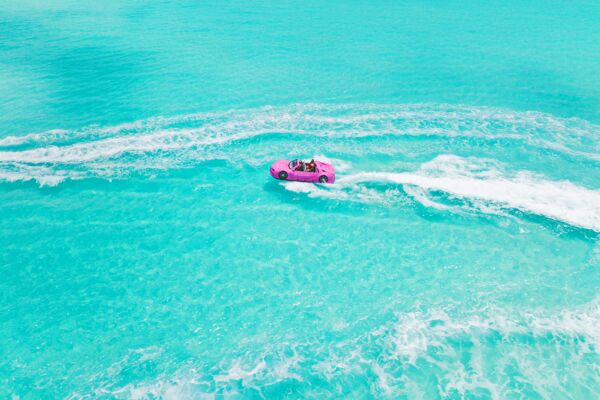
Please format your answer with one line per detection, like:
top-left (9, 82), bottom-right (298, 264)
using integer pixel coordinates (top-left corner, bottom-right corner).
top-left (270, 159), bottom-right (336, 184)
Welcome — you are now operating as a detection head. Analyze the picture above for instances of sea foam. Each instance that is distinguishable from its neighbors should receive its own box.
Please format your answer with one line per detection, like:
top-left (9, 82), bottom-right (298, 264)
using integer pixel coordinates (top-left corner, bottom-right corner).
top-left (338, 155), bottom-right (600, 231)
top-left (0, 103), bottom-right (598, 186)
top-left (72, 298), bottom-right (600, 399)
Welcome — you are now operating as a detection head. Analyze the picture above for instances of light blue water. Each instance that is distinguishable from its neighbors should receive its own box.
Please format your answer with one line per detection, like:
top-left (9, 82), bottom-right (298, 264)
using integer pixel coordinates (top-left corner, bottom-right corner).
top-left (1, 1), bottom-right (600, 398)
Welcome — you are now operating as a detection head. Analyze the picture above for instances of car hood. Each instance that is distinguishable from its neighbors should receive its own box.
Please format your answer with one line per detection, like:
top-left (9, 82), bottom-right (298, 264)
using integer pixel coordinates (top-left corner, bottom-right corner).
top-left (271, 160), bottom-right (290, 171)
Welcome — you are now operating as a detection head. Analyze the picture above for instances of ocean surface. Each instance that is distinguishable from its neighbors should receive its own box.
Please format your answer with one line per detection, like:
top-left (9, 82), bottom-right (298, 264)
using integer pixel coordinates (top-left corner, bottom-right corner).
top-left (1, 1), bottom-right (600, 398)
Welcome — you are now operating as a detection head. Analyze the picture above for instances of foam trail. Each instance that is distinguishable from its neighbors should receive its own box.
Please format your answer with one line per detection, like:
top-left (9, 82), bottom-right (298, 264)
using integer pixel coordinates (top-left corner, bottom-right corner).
top-left (342, 156), bottom-right (600, 231)
top-left (282, 181), bottom-right (350, 201)
top-left (2, 103), bottom-right (599, 154)
top-left (4, 104), bottom-right (598, 155)
top-left (280, 155), bottom-right (600, 231)
top-left (0, 103), bottom-right (598, 185)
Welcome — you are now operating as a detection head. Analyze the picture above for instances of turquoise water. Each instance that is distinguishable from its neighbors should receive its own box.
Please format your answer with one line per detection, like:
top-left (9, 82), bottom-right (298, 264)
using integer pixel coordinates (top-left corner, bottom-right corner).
top-left (1, 1), bottom-right (600, 398)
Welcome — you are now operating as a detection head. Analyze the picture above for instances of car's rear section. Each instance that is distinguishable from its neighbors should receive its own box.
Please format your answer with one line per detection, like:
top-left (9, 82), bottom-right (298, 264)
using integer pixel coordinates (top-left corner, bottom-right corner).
top-left (316, 161), bottom-right (335, 183)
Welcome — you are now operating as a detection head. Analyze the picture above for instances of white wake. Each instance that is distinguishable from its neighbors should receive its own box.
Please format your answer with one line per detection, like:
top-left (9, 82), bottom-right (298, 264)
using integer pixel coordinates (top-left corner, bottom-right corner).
top-left (0, 103), bottom-right (598, 186)
top-left (283, 155), bottom-right (600, 232)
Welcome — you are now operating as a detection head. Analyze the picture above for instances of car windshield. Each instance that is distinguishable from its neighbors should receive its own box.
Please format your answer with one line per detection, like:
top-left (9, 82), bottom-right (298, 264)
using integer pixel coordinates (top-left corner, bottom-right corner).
top-left (289, 159), bottom-right (299, 169)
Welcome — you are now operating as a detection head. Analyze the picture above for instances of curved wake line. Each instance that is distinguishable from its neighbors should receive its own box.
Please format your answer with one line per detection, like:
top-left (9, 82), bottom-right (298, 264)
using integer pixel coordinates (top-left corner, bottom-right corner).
top-left (341, 172), bottom-right (600, 232)
top-left (1, 103), bottom-right (599, 156)
top-left (285, 155), bottom-right (600, 232)
top-left (0, 103), bottom-right (598, 186)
